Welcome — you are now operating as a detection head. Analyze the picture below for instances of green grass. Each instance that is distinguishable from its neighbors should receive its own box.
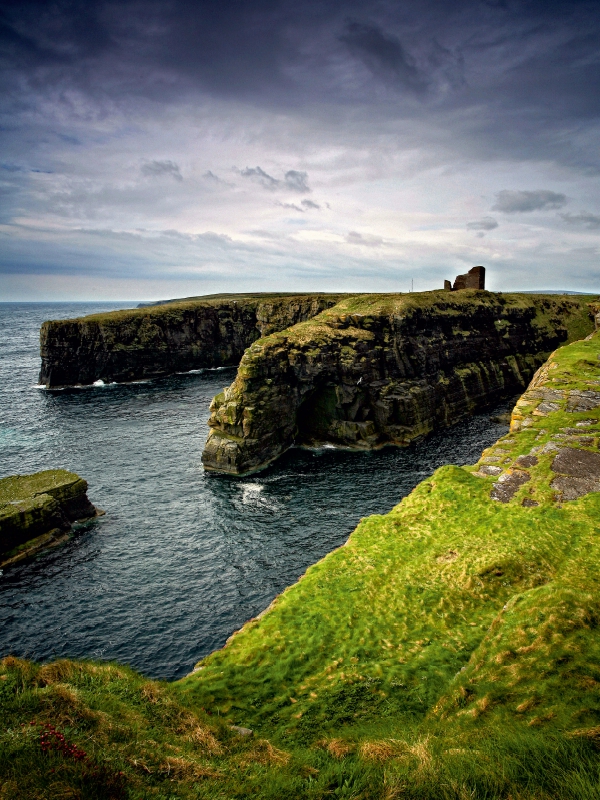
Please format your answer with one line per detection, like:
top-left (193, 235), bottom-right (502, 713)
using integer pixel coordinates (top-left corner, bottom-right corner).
top-left (44, 293), bottom-right (346, 326)
top-left (0, 470), bottom-right (85, 506)
top-left (3, 330), bottom-right (600, 798)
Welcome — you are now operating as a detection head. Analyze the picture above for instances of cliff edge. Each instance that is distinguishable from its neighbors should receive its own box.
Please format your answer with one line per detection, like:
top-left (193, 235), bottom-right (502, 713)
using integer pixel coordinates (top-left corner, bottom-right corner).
top-left (39, 293), bottom-right (344, 387)
top-left (178, 330), bottom-right (600, 795)
top-left (202, 291), bottom-right (595, 474)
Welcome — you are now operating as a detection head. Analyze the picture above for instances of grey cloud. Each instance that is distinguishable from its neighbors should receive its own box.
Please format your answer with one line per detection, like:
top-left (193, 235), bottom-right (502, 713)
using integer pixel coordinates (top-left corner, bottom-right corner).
top-left (571, 246), bottom-right (598, 254)
top-left (339, 20), bottom-right (425, 92)
top-left (241, 166), bottom-right (280, 190)
top-left (202, 170), bottom-right (234, 188)
top-left (466, 217), bottom-right (498, 230)
top-left (285, 170), bottom-right (310, 192)
top-left (1, 1), bottom-right (600, 175)
top-left (241, 166), bottom-right (310, 193)
top-left (492, 190), bottom-right (567, 213)
top-left (560, 211), bottom-right (600, 229)
top-left (277, 201), bottom-right (305, 212)
top-left (141, 160), bottom-right (183, 181)
top-left (346, 231), bottom-right (383, 246)
top-left (301, 199), bottom-right (320, 209)
top-left (2, 163), bottom-right (26, 172)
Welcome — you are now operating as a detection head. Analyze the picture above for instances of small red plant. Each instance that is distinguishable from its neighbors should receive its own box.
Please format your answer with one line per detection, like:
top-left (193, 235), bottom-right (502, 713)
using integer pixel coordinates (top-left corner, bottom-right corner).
top-left (29, 720), bottom-right (127, 798)
top-left (34, 721), bottom-right (88, 761)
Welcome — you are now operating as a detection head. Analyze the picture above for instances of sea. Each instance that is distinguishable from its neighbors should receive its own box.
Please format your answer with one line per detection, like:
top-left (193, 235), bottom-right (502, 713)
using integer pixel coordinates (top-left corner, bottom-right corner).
top-left (0, 302), bottom-right (512, 681)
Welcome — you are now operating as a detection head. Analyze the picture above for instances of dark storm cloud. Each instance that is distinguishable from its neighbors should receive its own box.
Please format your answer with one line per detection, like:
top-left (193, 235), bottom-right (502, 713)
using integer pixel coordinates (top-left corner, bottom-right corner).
top-left (339, 20), bottom-right (425, 92)
top-left (492, 190), bottom-right (568, 213)
top-left (141, 160), bottom-right (183, 181)
top-left (1, 0), bottom-right (600, 170)
top-left (560, 211), bottom-right (600, 229)
top-left (466, 217), bottom-right (498, 230)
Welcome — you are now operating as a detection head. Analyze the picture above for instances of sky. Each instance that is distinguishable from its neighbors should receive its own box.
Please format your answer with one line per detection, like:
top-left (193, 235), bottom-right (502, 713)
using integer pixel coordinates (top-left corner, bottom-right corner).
top-left (1, 0), bottom-right (599, 300)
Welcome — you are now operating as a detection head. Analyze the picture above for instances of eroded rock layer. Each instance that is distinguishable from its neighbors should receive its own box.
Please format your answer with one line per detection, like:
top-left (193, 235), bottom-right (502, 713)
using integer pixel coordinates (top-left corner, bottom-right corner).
top-left (0, 470), bottom-right (99, 566)
top-left (202, 291), bottom-right (595, 474)
top-left (39, 294), bottom-right (343, 387)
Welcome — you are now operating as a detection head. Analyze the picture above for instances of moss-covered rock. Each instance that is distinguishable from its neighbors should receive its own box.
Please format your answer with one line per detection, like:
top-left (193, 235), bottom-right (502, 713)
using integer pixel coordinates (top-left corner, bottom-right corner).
top-left (39, 293), bottom-right (345, 387)
top-left (202, 291), bottom-right (597, 474)
top-left (182, 331), bottom-right (600, 762)
top-left (0, 469), bottom-right (99, 566)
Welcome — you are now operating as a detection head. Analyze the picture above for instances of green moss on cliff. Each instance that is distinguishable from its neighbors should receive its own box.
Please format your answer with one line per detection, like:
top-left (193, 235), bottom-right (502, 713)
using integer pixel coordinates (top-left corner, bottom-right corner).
top-left (181, 330), bottom-right (600, 797)
top-left (6, 321), bottom-right (600, 799)
top-left (203, 291), bottom-right (598, 474)
top-left (0, 469), bottom-right (87, 506)
top-left (0, 470), bottom-right (96, 565)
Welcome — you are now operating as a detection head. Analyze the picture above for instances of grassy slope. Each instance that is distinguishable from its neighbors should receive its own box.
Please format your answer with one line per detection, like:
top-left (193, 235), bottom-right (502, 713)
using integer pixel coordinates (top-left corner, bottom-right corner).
top-left (177, 329), bottom-right (600, 798)
top-left (3, 323), bottom-right (600, 799)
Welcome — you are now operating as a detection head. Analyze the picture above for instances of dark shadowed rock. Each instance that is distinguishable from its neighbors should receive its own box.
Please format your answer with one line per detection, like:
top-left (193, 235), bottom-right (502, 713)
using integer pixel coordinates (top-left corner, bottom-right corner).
top-left (522, 498), bottom-right (539, 507)
top-left (202, 292), bottom-right (594, 475)
top-left (550, 447), bottom-right (600, 500)
top-left (39, 294), bottom-right (344, 387)
top-left (0, 470), bottom-right (100, 566)
top-left (552, 447), bottom-right (600, 478)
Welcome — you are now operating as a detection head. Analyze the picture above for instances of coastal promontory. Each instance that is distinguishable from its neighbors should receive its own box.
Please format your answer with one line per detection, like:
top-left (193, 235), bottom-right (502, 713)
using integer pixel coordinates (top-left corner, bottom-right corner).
top-left (202, 291), bottom-right (595, 474)
top-left (39, 293), bottom-right (344, 388)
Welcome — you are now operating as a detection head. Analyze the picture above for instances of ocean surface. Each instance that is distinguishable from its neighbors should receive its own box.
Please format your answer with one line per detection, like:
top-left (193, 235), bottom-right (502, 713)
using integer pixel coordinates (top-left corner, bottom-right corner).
top-left (0, 302), bottom-right (512, 681)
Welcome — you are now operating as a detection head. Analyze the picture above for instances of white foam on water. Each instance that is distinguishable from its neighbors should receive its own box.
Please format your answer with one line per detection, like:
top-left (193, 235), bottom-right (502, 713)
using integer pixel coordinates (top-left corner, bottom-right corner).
top-left (93, 379), bottom-right (105, 386)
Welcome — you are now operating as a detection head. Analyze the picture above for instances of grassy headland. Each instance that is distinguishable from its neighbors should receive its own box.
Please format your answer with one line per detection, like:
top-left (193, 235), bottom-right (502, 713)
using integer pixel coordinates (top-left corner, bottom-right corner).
top-left (3, 323), bottom-right (600, 799)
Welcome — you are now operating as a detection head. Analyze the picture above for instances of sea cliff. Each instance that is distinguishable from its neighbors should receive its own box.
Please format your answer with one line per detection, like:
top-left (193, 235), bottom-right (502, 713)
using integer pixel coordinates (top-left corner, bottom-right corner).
top-left (0, 470), bottom-right (99, 567)
top-left (39, 293), bottom-right (343, 387)
top-left (177, 329), bottom-right (600, 795)
top-left (202, 291), bottom-right (594, 474)
top-left (3, 332), bottom-right (600, 798)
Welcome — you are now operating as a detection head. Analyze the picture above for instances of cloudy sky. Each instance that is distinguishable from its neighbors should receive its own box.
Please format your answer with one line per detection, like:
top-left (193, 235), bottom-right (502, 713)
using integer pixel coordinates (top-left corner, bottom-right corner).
top-left (1, 0), bottom-right (599, 300)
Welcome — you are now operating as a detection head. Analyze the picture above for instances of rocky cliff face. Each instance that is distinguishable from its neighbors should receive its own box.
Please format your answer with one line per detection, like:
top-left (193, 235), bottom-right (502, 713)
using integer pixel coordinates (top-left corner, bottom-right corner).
top-left (202, 292), bottom-right (595, 475)
top-left (39, 294), bottom-right (343, 387)
top-left (0, 470), bottom-right (100, 566)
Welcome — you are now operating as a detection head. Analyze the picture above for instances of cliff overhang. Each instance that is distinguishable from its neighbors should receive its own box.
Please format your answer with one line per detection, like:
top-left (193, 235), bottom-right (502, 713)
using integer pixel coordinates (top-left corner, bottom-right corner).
top-left (202, 291), bottom-right (596, 475)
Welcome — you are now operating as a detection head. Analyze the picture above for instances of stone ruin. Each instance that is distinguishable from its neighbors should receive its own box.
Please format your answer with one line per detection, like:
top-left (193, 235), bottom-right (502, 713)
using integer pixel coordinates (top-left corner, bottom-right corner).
top-left (444, 265), bottom-right (485, 291)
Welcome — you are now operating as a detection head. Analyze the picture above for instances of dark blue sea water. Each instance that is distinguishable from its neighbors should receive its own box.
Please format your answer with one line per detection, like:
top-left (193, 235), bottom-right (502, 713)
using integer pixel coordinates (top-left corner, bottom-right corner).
top-left (0, 302), bottom-right (512, 680)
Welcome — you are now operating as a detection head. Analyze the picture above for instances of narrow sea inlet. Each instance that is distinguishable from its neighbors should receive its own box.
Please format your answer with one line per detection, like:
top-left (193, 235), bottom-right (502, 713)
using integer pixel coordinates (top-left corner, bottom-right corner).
top-left (0, 303), bottom-right (512, 680)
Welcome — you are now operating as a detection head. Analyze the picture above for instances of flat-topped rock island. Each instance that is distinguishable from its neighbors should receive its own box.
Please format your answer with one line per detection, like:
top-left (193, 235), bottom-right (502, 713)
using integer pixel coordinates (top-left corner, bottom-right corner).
top-left (0, 470), bottom-right (101, 568)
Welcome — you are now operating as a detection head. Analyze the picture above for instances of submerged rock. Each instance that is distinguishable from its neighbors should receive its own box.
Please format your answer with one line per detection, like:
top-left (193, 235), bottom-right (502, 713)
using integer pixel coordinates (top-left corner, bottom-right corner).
top-left (0, 470), bottom-right (100, 567)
